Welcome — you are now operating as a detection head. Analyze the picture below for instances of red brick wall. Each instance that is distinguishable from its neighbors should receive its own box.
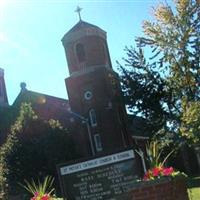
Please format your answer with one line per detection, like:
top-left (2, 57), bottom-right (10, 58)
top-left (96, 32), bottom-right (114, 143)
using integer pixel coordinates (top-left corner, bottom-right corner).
top-left (129, 177), bottom-right (189, 200)
top-left (65, 67), bottom-right (132, 157)
top-left (64, 36), bottom-right (112, 75)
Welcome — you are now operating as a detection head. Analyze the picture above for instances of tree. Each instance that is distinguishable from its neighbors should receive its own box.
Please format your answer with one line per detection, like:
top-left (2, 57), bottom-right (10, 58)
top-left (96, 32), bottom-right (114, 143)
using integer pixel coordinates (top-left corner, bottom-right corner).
top-left (139, 0), bottom-right (200, 144)
top-left (119, 0), bottom-right (200, 144)
top-left (0, 103), bottom-right (37, 199)
top-left (0, 103), bottom-right (78, 198)
top-left (180, 98), bottom-right (200, 144)
top-left (118, 47), bottom-right (170, 136)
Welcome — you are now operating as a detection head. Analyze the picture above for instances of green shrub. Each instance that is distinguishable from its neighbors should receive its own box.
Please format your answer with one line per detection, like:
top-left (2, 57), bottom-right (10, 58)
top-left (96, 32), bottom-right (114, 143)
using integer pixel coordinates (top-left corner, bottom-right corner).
top-left (0, 103), bottom-right (79, 198)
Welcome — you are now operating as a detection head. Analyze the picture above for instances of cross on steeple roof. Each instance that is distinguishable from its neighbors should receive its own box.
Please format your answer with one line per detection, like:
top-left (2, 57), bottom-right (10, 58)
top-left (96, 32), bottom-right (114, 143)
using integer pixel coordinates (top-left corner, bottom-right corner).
top-left (75, 6), bottom-right (82, 21)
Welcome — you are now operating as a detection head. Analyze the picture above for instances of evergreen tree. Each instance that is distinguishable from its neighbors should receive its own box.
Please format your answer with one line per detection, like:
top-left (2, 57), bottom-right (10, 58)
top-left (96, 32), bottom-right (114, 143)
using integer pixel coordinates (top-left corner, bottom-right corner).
top-left (118, 47), bottom-right (169, 136)
top-left (120, 0), bottom-right (200, 144)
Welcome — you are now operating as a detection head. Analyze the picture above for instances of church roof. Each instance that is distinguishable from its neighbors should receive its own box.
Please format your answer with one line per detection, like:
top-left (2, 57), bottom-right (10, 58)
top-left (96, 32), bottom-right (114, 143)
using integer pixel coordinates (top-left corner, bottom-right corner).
top-left (0, 88), bottom-right (79, 144)
top-left (62, 20), bottom-right (106, 42)
top-left (13, 90), bottom-right (70, 126)
top-left (68, 20), bottom-right (104, 34)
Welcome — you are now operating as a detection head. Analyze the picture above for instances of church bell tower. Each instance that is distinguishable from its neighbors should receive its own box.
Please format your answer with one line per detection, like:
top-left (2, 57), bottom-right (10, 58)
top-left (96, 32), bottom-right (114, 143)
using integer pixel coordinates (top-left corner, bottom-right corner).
top-left (62, 12), bottom-right (132, 157)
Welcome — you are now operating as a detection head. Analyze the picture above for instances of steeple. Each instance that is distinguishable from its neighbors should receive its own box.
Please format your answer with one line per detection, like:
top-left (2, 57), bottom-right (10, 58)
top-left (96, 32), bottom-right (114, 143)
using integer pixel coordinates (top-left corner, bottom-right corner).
top-left (63, 18), bottom-right (132, 157)
top-left (61, 20), bottom-right (112, 75)
top-left (0, 68), bottom-right (8, 106)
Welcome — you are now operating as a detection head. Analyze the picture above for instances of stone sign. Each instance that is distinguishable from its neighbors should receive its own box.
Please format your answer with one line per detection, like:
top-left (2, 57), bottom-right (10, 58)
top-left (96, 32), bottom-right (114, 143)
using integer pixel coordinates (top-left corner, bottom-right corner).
top-left (57, 149), bottom-right (139, 200)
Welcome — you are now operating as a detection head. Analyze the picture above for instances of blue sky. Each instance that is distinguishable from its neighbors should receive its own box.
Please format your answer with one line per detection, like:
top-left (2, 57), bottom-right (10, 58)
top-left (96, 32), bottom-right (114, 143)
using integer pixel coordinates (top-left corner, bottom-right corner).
top-left (0, 0), bottom-right (162, 104)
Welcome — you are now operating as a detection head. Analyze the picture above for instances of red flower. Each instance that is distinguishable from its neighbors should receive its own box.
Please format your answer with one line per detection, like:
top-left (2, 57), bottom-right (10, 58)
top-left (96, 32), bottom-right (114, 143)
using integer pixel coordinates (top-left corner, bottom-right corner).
top-left (41, 194), bottom-right (50, 200)
top-left (30, 193), bottom-right (51, 200)
top-left (152, 167), bottom-right (162, 177)
top-left (143, 166), bottom-right (175, 181)
top-left (162, 167), bottom-right (174, 176)
top-left (143, 171), bottom-right (151, 180)
top-left (31, 192), bottom-right (39, 200)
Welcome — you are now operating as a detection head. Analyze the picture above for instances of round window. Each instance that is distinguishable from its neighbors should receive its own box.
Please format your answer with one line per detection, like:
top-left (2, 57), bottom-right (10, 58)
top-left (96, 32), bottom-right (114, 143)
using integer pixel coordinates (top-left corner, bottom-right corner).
top-left (84, 91), bottom-right (93, 100)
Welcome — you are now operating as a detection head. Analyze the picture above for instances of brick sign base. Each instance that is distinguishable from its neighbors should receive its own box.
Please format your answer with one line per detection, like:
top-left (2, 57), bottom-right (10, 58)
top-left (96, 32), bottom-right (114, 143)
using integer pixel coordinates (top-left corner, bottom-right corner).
top-left (8, 177), bottom-right (189, 200)
top-left (129, 177), bottom-right (189, 200)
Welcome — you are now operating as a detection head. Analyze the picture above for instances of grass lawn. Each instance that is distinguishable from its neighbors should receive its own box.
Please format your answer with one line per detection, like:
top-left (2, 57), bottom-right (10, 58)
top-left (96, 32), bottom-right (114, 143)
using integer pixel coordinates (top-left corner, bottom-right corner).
top-left (188, 187), bottom-right (200, 200)
top-left (187, 176), bottom-right (200, 200)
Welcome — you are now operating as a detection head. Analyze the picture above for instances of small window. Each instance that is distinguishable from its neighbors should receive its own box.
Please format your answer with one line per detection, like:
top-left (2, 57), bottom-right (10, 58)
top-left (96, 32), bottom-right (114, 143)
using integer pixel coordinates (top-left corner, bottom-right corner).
top-left (94, 134), bottom-right (103, 152)
top-left (84, 90), bottom-right (93, 100)
top-left (89, 109), bottom-right (97, 127)
top-left (76, 43), bottom-right (85, 62)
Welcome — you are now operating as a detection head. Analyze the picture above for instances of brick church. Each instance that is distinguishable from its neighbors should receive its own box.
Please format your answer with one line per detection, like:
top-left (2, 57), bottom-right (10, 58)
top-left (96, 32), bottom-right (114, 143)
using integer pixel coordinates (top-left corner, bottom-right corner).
top-left (0, 16), bottom-right (149, 158)
top-left (1, 12), bottom-right (199, 176)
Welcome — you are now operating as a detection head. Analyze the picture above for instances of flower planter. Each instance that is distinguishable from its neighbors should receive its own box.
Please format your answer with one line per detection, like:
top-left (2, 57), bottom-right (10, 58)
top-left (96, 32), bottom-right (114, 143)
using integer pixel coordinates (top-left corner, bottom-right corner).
top-left (129, 176), bottom-right (189, 200)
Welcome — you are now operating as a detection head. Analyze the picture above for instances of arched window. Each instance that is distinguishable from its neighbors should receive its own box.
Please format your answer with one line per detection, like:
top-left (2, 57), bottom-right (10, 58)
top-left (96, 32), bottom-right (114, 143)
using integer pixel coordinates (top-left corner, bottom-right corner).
top-left (94, 134), bottom-right (103, 152)
top-left (76, 43), bottom-right (86, 62)
top-left (89, 109), bottom-right (97, 127)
